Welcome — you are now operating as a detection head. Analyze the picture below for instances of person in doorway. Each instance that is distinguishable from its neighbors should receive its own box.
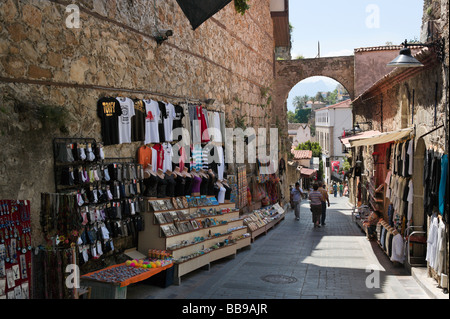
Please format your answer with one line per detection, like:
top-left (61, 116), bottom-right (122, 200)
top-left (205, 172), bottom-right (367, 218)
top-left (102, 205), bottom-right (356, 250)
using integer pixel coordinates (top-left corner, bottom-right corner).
top-left (339, 182), bottom-right (344, 197)
top-left (318, 181), bottom-right (330, 226)
top-left (332, 182), bottom-right (338, 197)
top-left (290, 182), bottom-right (304, 221)
top-left (309, 183), bottom-right (324, 228)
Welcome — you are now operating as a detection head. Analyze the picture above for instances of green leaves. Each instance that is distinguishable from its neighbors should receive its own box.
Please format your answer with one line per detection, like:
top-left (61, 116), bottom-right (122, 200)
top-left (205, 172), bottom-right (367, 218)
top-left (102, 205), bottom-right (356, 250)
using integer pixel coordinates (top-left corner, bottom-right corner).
top-left (234, 0), bottom-right (250, 15)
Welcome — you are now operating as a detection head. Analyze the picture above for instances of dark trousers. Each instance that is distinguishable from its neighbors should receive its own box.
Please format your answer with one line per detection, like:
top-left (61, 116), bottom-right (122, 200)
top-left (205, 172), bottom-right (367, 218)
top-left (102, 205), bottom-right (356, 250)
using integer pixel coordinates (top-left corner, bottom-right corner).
top-left (321, 201), bottom-right (327, 225)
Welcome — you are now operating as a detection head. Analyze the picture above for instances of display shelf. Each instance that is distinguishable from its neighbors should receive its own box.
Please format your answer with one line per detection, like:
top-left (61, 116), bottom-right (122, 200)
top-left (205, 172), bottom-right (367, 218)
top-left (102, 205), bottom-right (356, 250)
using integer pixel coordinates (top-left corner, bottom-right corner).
top-left (242, 203), bottom-right (285, 242)
top-left (137, 199), bottom-right (250, 284)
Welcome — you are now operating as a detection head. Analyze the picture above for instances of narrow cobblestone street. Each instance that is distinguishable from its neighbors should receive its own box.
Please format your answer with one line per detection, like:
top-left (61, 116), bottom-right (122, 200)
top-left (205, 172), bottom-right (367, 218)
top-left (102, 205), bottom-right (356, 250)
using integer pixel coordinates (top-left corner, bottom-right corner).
top-left (128, 196), bottom-right (431, 299)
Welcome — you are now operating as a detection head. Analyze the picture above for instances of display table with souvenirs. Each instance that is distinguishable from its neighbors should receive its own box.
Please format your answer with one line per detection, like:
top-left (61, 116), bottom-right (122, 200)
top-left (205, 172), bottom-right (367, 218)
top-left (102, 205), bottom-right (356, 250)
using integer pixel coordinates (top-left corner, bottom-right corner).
top-left (242, 203), bottom-right (285, 242)
top-left (80, 250), bottom-right (173, 299)
top-left (138, 196), bottom-right (251, 285)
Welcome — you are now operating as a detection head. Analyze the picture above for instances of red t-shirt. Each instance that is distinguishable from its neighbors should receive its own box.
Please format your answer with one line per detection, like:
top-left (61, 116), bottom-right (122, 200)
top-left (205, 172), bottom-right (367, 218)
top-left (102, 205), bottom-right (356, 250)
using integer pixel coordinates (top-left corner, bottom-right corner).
top-left (152, 143), bottom-right (164, 171)
top-left (196, 105), bottom-right (209, 143)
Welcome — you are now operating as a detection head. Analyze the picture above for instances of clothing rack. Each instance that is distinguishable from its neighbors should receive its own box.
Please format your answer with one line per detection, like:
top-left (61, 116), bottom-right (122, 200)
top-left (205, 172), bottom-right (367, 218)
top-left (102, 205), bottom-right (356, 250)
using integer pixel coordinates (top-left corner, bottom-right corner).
top-left (52, 137), bottom-right (98, 193)
top-left (418, 123), bottom-right (445, 140)
top-left (102, 157), bottom-right (135, 164)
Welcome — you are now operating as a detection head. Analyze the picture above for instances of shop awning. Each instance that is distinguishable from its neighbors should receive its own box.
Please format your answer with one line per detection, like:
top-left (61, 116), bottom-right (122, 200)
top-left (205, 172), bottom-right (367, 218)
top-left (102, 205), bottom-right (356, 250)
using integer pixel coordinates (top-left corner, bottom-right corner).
top-left (349, 127), bottom-right (414, 147)
top-left (340, 130), bottom-right (381, 148)
top-left (299, 167), bottom-right (317, 177)
top-left (176, 0), bottom-right (232, 30)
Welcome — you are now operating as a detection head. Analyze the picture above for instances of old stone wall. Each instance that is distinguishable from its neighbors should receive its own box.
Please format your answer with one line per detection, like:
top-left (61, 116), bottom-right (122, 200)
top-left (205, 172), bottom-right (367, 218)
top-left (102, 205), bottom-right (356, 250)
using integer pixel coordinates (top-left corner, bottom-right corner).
top-left (0, 0), bottom-right (276, 245)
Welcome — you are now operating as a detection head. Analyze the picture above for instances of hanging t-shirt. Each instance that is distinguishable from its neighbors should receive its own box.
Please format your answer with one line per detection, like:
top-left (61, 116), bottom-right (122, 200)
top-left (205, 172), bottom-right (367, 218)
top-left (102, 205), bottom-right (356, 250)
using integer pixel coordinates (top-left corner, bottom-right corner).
top-left (390, 233), bottom-right (405, 263)
top-left (192, 144), bottom-right (203, 171)
top-left (132, 100), bottom-right (146, 142)
top-left (173, 104), bottom-right (184, 130)
top-left (162, 142), bottom-right (173, 172)
top-left (197, 105), bottom-right (209, 143)
top-left (407, 139), bottom-right (413, 176)
top-left (137, 145), bottom-right (152, 170)
top-left (163, 102), bottom-right (175, 142)
top-left (143, 99), bottom-right (160, 144)
top-left (157, 101), bottom-right (167, 143)
top-left (213, 112), bottom-right (222, 142)
top-left (152, 143), bottom-right (164, 171)
top-left (190, 106), bottom-right (201, 144)
top-left (97, 97), bottom-right (122, 145)
top-left (116, 97), bottom-right (135, 144)
top-left (217, 146), bottom-right (224, 180)
top-left (407, 179), bottom-right (414, 223)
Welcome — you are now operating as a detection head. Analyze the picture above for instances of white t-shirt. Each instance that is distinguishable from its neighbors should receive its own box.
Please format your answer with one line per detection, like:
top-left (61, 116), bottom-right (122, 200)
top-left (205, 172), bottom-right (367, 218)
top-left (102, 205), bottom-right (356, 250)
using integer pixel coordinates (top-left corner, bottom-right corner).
top-left (390, 233), bottom-right (405, 263)
top-left (162, 142), bottom-right (173, 172)
top-left (143, 99), bottom-right (160, 144)
top-left (407, 140), bottom-right (413, 175)
top-left (214, 112), bottom-right (222, 142)
top-left (116, 97), bottom-right (135, 144)
top-left (407, 179), bottom-right (414, 222)
top-left (217, 146), bottom-right (224, 180)
top-left (164, 102), bottom-right (175, 142)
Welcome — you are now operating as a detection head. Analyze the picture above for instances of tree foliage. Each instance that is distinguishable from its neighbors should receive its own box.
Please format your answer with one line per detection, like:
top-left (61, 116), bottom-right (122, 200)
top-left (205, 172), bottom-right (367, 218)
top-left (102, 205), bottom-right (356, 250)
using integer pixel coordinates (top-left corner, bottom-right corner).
top-left (295, 141), bottom-right (322, 158)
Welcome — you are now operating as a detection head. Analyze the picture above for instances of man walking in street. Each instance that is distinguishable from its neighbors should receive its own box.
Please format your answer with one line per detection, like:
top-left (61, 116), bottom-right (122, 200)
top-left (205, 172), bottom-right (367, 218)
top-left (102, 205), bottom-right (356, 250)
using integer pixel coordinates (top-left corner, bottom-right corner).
top-left (318, 181), bottom-right (330, 226)
top-left (309, 183), bottom-right (324, 228)
top-left (290, 182), bottom-right (304, 221)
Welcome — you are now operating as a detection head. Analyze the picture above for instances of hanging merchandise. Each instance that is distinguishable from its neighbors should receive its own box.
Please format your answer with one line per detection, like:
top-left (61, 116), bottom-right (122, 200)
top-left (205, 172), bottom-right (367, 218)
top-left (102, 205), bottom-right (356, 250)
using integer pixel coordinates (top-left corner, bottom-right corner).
top-left (163, 102), bottom-right (175, 142)
top-left (116, 96), bottom-right (136, 144)
top-left (384, 140), bottom-right (415, 236)
top-left (0, 200), bottom-right (32, 300)
top-left (152, 143), bottom-right (165, 171)
top-left (51, 138), bottom-right (146, 277)
top-left (237, 165), bottom-right (248, 209)
top-left (131, 100), bottom-right (146, 142)
top-left (172, 104), bottom-right (185, 141)
top-left (31, 246), bottom-right (77, 299)
top-left (423, 147), bottom-right (447, 220)
top-left (157, 101), bottom-right (167, 143)
top-left (189, 105), bottom-right (201, 144)
top-left (162, 142), bottom-right (173, 172)
top-left (143, 99), bottom-right (160, 144)
top-left (97, 97), bottom-right (123, 146)
top-left (137, 145), bottom-right (152, 170)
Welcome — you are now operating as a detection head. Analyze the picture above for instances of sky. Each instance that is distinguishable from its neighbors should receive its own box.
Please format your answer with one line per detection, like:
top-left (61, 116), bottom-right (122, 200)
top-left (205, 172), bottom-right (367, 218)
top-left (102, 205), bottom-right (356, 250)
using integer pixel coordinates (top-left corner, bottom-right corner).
top-left (287, 0), bottom-right (424, 111)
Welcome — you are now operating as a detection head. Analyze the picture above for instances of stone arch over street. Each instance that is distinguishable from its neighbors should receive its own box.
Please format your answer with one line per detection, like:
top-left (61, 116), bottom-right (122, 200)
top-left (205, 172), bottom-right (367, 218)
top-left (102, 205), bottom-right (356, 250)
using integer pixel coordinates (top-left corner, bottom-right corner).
top-left (272, 56), bottom-right (355, 122)
top-left (275, 56), bottom-right (355, 102)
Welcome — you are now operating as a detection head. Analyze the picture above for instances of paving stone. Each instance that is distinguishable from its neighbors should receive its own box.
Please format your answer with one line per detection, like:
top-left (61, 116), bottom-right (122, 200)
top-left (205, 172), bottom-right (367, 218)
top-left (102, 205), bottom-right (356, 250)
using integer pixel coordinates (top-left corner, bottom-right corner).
top-left (126, 196), bottom-right (431, 299)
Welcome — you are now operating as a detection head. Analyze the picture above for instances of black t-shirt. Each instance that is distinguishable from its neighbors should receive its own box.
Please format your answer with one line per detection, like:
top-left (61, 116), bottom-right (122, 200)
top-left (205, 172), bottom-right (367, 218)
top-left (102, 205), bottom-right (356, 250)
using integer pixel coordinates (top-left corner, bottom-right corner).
top-left (132, 99), bottom-right (146, 142)
top-left (173, 104), bottom-right (185, 140)
top-left (97, 97), bottom-right (122, 145)
top-left (157, 101), bottom-right (167, 143)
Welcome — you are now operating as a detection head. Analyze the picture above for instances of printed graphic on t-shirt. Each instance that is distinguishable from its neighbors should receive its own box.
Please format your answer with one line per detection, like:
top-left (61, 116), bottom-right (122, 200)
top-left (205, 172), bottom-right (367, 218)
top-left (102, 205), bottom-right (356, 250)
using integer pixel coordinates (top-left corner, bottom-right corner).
top-left (146, 111), bottom-right (155, 121)
top-left (120, 107), bottom-right (129, 123)
top-left (134, 100), bottom-right (145, 113)
top-left (102, 101), bottom-right (118, 117)
top-left (97, 97), bottom-right (122, 145)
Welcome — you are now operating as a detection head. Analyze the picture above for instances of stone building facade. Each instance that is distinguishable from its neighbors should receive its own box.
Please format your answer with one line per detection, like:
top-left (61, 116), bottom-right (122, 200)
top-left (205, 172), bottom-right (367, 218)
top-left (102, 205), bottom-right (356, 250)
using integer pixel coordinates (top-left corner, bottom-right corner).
top-left (350, 0), bottom-right (449, 291)
top-left (0, 0), bottom-right (279, 244)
